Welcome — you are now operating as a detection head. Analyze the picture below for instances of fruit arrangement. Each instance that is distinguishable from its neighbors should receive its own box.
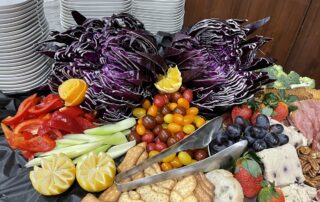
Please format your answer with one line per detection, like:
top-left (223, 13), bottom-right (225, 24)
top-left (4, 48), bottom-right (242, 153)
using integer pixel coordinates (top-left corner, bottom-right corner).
top-left (129, 85), bottom-right (208, 171)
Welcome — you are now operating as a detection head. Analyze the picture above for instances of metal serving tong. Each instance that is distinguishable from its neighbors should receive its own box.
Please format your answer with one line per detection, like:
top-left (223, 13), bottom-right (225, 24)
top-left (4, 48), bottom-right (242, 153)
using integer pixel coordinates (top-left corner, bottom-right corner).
top-left (115, 116), bottom-right (248, 192)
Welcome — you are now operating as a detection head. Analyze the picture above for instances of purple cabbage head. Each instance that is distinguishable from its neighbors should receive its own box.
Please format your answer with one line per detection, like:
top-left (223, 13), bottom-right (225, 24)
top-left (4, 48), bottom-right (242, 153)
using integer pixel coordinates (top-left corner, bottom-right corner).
top-left (165, 18), bottom-right (273, 118)
top-left (40, 12), bottom-right (166, 122)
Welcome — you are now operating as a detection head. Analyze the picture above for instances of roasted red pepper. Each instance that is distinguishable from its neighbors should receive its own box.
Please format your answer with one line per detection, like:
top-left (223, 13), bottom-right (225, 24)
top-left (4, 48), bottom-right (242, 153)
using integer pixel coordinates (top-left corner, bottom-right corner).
top-left (2, 94), bottom-right (38, 125)
top-left (1, 123), bottom-right (17, 149)
top-left (28, 94), bottom-right (64, 115)
top-left (59, 106), bottom-right (84, 117)
top-left (46, 111), bottom-right (83, 133)
top-left (16, 134), bottom-right (56, 152)
top-left (13, 118), bottom-right (44, 135)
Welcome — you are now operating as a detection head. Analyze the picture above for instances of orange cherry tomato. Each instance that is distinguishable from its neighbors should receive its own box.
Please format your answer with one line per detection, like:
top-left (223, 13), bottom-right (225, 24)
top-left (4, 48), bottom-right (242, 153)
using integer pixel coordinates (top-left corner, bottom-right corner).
top-left (177, 98), bottom-right (190, 109)
top-left (183, 114), bottom-right (195, 125)
top-left (168, 123), bottom-right (182, 134)
top-left (168, 103), bottom-right (178, 111)
top-left (136, 124), bottom-right (146, 135)
top-left (187, 107), bottom-right (199, 115)
top-left (161, 162), bottom-right (173, 171)
top-left (170, 157), bottom-right (183, 168)
top-left (147, 105), bottom-right (158, 117)
top-left (173, 114), bottom-right (184, 125)
top-left (143, 99), bottom-right (151, 110)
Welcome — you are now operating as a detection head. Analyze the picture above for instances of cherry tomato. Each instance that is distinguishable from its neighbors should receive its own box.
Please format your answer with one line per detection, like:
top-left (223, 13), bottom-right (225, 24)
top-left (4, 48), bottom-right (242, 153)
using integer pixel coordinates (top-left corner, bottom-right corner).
top-left (138, 118), bottom-right (143, 125)
top-left (142, 132), bottom-right (154, 143)
top-left (128, 131), bottom-right (142, 143)
top-left (171, 92), bottom-right (183, 102)
top-left (136, 124), bottom-right (146, 135)
top-left (168, 123), bottom-right (182, 134)
top-left (194, 116), bottom-right (206, 128)
top-left (162, 123), bottom-right (168, 129)
top-left (183, 124), bottom-right (196, 135)
top-left (161, 106), bottom-right (171, 115)
top-left (147, 105), bottom-right (158, 117)
top-left (194, 149), bottom-right (208, 161)
top-left (173, 106), bottom-right (187, 116)
top-left (177, 98), bottom-right (190, 109)
top-left (158, 129), bottom-right (171, 142)
top-left (164, 114), bottom-right (173, 124)
top-left (167, 137), bottom-right (177, 147)
top-left (178, 151), bottom-right (192, 165)
top-left (173, 114), bottom-right (184, 125)
top-left (168, 103), bottom-right (178, 111)
top-left (174, 131), bottom-right (186, 141)
top-left (146, 143), bottom-right (157, 152)
top-left (154, 136), bottom-right (161, 144)
top-left (142, 115), bottom-right (157, 129)
top-left (163, 94), bottom-right (170, 104)
top-left (183, 89), bottom-right (193, 102)
top-left (132, 108), bottom-right (146, 118)
top-left (170, 157), bottom-right (183, 168)
top-left (161, 162), bottom-right (173, 171)
top-left (155, 114), bottom-right (164, 124)
top-left (191, 159), bottom-right (198, 164)
top-left (143, 99), bottom-right (151, 110)
top-left (185, 150), bottom-right (194, 158)
top-left (187, 107), bottom-right (199, 115)
top-left (152, 125), bottom-right (162, 136)
top-left (155, 142), bottom-right (167, 152)
top-left (183, 114), bottom-right (195, 125)
top-left (153, 94), bottom-right (166, 108)
top-left (162, 153), bottom-right (176, 163)
top-left (148, 150), bottom-right (159, 158)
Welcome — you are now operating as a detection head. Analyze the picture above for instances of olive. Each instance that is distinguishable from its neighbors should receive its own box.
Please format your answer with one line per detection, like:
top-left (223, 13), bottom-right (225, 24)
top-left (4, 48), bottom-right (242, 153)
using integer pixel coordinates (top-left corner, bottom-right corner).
top-left (153, 125), bottom-right (162, 135)
top-left (167, 137), bottom-right (177, 147)
top-left (128, 131), bottom-right (141, 143)
top-left (142, 115), bottom-right (157, 129)
top-left (194, 149), bottom-right (208, 161)
top-left (161, 106), bottom-right (171, 115)
top-left (159, 129), bottom-right (171, 142)
top-left (155, 114), bottom-right (164, 124)
top-left (173, 106), bottom-right (187, 116)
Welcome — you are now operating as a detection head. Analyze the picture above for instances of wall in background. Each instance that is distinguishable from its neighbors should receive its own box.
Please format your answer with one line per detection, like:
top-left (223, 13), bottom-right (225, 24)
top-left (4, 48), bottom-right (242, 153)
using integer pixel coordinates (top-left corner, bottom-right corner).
top-left (184, 0), bottom-right (320, 86)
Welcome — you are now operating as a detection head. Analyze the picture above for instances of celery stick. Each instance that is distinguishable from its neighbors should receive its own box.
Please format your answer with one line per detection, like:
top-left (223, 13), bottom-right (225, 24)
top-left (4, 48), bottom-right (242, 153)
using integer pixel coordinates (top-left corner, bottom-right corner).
top-left (122, 129), bottom-right (131, 136)
top-left (84, 118), bottom-right (136, 135)
top-left (100, 132), bottom-right (128, 145)
top-left (56, 138), bottom-right (87, 146)
top-left (107, 140), bottom-right (136, 159)
top-left (73, 144), bottom-right (111, 164)
top-left (38, 142), bottom-right (102, 157)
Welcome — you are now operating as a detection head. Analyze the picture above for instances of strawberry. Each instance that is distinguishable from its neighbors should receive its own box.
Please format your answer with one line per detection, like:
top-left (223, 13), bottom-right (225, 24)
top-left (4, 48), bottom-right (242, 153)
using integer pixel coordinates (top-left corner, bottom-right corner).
top-left (271, 102), bottom-right (289, 122)
top-left (257, 181), bottom-right (285, 202)
top-left (234, 152), bottom-right (263, 198)
top-left (231, 104), bottom-right (252, 122)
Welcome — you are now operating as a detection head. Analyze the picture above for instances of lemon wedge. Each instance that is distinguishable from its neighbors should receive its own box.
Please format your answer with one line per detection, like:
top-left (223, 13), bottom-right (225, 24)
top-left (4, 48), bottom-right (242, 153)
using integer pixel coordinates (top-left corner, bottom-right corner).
top-left (155, 66), bottom-right (182, 93)
top-left (58, 79), bottom-right (88, 106)
top-left (76, 152), bottom-right (116, 192)
top-left (29, 154), bottom-right (76, 196)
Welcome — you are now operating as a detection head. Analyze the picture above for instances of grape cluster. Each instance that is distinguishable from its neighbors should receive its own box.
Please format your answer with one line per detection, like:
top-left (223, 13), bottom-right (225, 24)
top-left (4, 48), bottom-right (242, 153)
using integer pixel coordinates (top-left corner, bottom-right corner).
top-left (209, 114), bottom-right (289, 154)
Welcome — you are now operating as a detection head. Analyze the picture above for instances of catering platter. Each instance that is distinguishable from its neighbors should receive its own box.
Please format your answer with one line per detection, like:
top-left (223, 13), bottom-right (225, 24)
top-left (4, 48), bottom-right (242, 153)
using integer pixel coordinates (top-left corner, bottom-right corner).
top-left (1, 11), bottom-right (320, 202)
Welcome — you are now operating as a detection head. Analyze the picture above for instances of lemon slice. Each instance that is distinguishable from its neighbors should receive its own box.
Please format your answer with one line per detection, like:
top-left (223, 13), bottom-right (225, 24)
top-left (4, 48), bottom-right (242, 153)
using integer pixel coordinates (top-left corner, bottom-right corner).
top-left (155, 66), bottom-right (182, 93)
top-left (29, 154), bottom-right (76, 196)
top-left (76, 152), bottom-right (116, 192)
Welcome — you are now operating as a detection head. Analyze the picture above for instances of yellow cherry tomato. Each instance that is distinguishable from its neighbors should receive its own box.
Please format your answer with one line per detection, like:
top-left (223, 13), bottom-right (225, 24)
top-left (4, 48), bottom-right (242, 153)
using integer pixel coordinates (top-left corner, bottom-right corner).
top-left (162, 153), bottom-right (176, 163)
top-left (133, 108), bottom-right (146, 118)
top-left (178, 151), bottom-right (192, 165)
top-left (187, 107), bottom-right (199, 115)
top-left (168, 103), bottom-right (178, 111)
top-left (194, 116), bottom-right (206, 128)
top-left (149, 150), bottom-right (159, 158)
top-left (164, 114), bottom-right (174, 124)
top-left (183, 124), bottom-right (196, 135)
top-left (162, 123), bottom-right (168, 129)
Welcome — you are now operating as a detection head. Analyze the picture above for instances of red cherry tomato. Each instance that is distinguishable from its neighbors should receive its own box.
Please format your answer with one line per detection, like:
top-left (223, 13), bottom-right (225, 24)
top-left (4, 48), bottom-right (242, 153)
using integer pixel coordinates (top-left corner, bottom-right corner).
top-left (170, 92), bottom-right (183, 102)
top-left (155, 142), bottom-right (168, 152)
top-left (183, 89), bottom-right (193, 102)
top-left (163, 94), bottom-right (170, 104)
top-left (142, 132), bottom-right (154, 143)
top-left (147, 143), bottom-right (157, 152)
top-left (175, 131), bottom-right (186, 141)
top-left (153, 95), bottom-right (166, 108)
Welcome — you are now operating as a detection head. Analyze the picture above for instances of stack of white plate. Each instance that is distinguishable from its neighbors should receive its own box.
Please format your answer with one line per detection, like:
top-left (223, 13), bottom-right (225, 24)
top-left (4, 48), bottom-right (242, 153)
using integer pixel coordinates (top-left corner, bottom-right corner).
top-left (0, 0), bottom-right (51, 94)
top-left (132, 0), bottom-right (185, 34)
top-left (60, 0), bottom-right (132, 29)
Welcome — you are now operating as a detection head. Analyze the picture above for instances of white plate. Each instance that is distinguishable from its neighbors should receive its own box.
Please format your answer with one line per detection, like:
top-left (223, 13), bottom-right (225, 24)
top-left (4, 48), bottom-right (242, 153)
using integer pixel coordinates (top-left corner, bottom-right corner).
top-left (61, 0), bottom-right (131, 7)
top-left (0, 0), bottom-right (31, 9)
top-left (0, 13), bottom-right (46, 32)
top-left (0, 23), bottom-right (48, 46)
top-left (0, 32), bottom-right (48, 53)
top-left (0, 7), bottom-right (45, 29)
top-left (0, 54), bottom-right (45, 68)
top-left (0, 0), bottom-right (35, 14)
top-left (0, 1), bottom-right (38, 18)
top-left (0, 68), bottom-right (50, 86)
top-left (60, 6), bottom-right (131, 14)
top-left (0, 14), bottom-right (46, 36)
top-left (0, 57), bottom-right (48, 74)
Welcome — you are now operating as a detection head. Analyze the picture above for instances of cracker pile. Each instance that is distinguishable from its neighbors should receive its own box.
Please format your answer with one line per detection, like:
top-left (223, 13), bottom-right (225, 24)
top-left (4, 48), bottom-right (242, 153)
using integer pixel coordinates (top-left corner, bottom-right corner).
top-left (82, 143), bottom-right (214, 202)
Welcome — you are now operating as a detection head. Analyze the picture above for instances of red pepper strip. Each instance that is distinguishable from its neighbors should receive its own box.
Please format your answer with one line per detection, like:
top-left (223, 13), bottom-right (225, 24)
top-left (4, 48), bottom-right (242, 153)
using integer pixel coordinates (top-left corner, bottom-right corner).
top-left (13, 119), bottom-right (44, 135)
top-left (28, 94), bottom-right (64, 115)
top-left (46, 111), bottom-right (83, 133)
top-left (16, 134), bottom-right (56, 153)
top-left (47, 129), bottom-right (63, 140)
top-left (21, 150), bottom-right (35, 160)
top-left (22, 132), bottom-right (34, 140)
top-left (2, 94), bottom-right (38, 125)
top-left (75, 116), bottom-right (96, 131)
top-left (1, 123), bottom-right (16, 149)
top-left (59, 106), bottom-right (84, 117)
